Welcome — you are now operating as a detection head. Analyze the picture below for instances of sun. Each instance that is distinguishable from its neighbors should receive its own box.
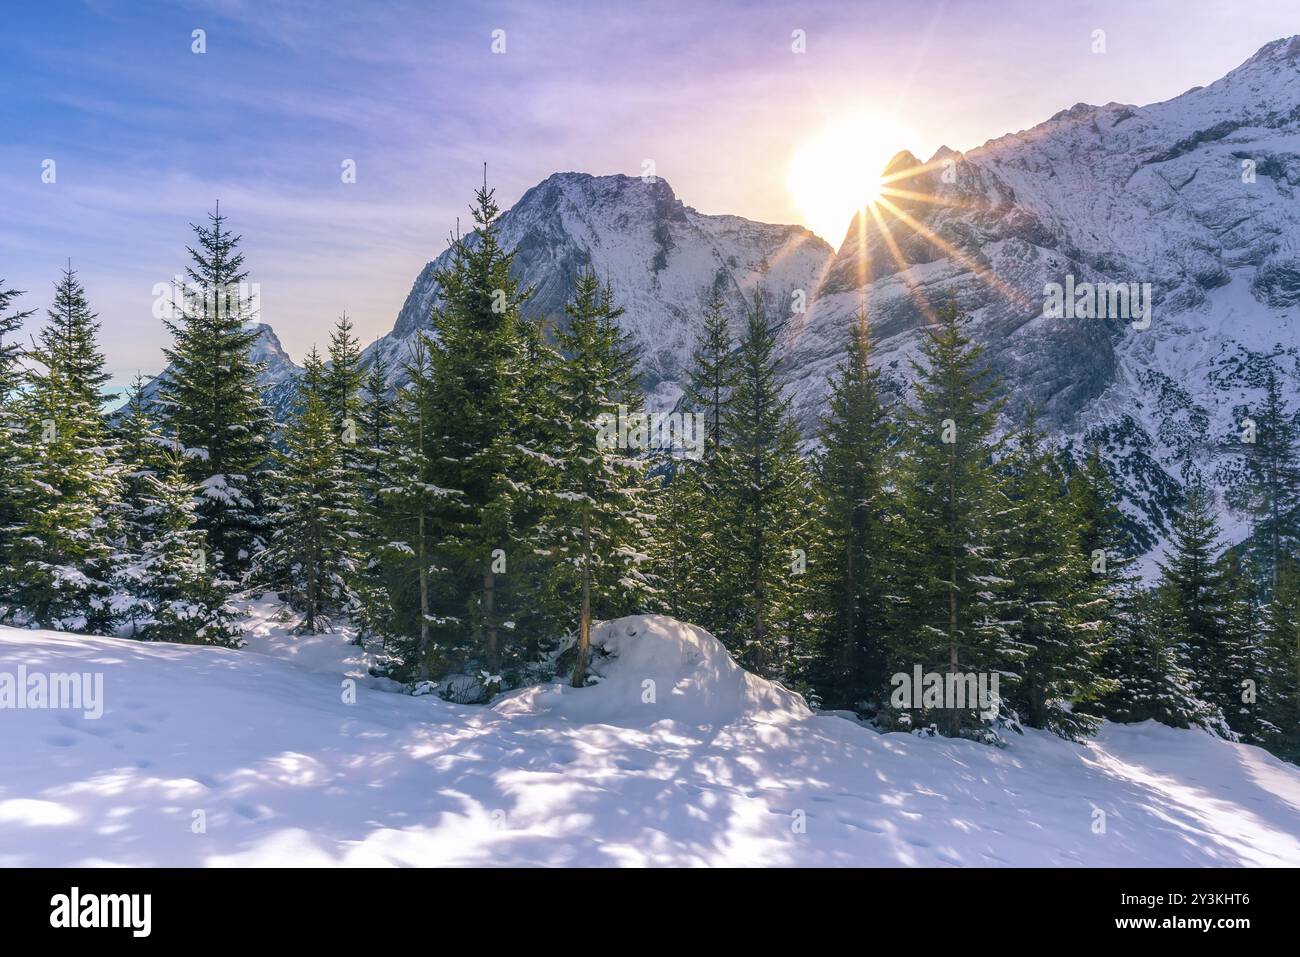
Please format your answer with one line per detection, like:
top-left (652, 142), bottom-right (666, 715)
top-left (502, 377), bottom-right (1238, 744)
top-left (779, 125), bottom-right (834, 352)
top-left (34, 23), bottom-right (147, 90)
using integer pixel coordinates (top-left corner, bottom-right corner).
top-left (787, 114), bottom-right (913, 245)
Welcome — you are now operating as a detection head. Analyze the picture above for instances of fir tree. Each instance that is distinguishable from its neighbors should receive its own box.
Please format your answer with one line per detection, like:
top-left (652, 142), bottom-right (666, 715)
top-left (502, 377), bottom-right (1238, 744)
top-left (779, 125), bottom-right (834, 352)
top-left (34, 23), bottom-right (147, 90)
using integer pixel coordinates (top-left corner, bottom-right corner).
top-left (649, 282), bottom-right (738, 629)
top-left (372, 339), bottom-right (461, 677)
top-left (1155, 485), bottom-right (1240, 735)
top-left (1068, 446), bottom-right (1205, 728)
top-left (546, 270), bottom-right (651, 686)
top-left (112, 375), bottom-right (167, 555)
top-left (1239, 362), bottom-right (1300, 599)
top-left (808, 310), bottom-right (894, 710)
top-left (0, 279), bottom-right (30, 398)
top-left (418, 176), bottom-right (543, 672)
top-left (357, 349), bottom-right (395, 499)
top-left (1215, 548), bottom-right (1266, 739)
top-left (889, 302), bottom-right (1012, 739)
top-left (111, 374), bottom-right (168, 635)
top-left (997, 421), bottom-right (1109, 740)
top-left (649, 464), bottom-right (703, 624)
top-left (1259, 561), bottom-right (1300, 761)
top-left (3, 267), bottom-right (120, 632)
top-left (0, 279), bottom-right (35, 606)
top-left (351, 349), bottom-right (397, 643)
top-left (684, 283), bottom-right (739, 471)
top-left (135, 447), bottom-right (240, 646)
top-left (324, 313), bottom-right (365, 437)
top-left (503, 316), bottom-right (571, 667)
top-left (1102, 585), bottom-right (1224, 731)
top-left (258, 350), bottom-right (361, 633)
top-left (158, 206), bottom-right (271, 577)
top-left (714, 290), bottom-right (813, 678)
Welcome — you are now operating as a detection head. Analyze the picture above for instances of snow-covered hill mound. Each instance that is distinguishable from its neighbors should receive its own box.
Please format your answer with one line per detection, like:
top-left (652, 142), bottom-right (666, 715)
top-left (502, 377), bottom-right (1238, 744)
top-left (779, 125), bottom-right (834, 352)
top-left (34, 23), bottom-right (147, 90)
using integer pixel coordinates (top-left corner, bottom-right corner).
top-left (495, 615), bottom-right (811, 726)
top-left (2, 614), bottom-right (1298, 866)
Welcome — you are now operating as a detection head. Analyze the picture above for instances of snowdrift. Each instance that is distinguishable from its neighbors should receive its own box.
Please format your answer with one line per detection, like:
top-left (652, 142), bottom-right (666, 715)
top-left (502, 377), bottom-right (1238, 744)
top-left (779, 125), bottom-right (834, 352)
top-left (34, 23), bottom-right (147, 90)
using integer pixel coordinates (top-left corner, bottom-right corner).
top-left (2, 613), bottom-right (1299, 867)
top-left (493, 615), bottom-right (811, 726)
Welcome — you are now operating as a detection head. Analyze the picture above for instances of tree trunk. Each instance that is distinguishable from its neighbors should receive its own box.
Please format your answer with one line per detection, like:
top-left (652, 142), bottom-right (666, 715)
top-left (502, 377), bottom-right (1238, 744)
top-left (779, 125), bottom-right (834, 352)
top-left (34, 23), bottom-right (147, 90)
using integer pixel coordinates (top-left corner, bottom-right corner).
top-left (948, 583), bottom-right (959, 737)
top-left (483, 569), bottom-right (497, 670)
top-left (947, 434), bottom-right (960, 738)
top-left (843, 537), bottom-right (857, 685)
top-left (418, 513), bottom-right (430, 680)
top-left (572, 511), bottom-right (592, 688)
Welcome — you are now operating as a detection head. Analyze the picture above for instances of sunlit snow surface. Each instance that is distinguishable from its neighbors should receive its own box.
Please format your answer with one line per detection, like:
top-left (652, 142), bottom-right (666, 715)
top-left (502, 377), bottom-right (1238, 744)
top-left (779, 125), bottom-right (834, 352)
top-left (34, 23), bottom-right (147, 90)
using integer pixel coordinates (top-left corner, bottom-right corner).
top-left (2, 605), bottom-right (1298, 867)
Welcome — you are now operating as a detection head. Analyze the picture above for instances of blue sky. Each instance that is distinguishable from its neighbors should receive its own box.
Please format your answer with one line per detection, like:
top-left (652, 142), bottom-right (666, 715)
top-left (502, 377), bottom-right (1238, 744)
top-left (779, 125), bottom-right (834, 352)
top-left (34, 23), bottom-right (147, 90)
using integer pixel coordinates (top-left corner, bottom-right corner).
top-left (2, 0), bottom-right (1296, 381)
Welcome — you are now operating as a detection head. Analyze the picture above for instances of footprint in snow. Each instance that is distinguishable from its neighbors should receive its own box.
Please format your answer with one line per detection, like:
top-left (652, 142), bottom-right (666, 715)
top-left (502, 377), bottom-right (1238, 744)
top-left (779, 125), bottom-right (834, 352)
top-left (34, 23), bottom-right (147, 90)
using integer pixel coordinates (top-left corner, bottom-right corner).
top-left (837, 817), bottom-right (885, 833)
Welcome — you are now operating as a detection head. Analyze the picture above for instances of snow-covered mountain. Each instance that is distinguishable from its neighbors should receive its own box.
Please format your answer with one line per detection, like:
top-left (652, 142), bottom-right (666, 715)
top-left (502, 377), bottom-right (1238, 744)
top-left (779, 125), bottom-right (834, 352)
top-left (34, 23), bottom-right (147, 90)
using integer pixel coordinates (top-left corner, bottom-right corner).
top-left (369, 171), bottom-right (834, 409)
top-left (791, 35), bottom-right (1300, 554)
top-left (135, 322), bottom-right (303, 425)
top-left (373, 35), bottom-right (1300, 559)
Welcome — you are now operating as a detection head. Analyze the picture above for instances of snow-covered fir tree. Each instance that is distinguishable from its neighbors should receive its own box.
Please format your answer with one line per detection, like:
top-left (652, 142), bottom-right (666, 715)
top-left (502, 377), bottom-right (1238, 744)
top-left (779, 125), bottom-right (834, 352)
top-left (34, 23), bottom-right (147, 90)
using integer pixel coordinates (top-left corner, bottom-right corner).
top-left (3, 267), bottom-right (120, 633)
top-left (1071, 446), bottom-right (1198, 728)
top-left (1214, 547), bottom-right (1267, 740)
top-left (110, 373), bottom-right (169, 634)
top-left (416, 177), bottom-right (547, 673)
top-left (350, 348), bottom-right (397, 644)
top-left (888, 302), bottom-right (1014, 739)
top-left (134, 446), bottom-right (240, 646)
top-left (258, 350), bottom-right (361, 634)
top-left (543, 270), bottom-right (651, 686)
top-left (1258, 561), bottom-right (1300, 761)
top-left (324, 313), bottom-right (365, 440)
top-left (1105, 585), bottom-right (1226, 732)
top-left (158, 206), bottom-right (271, 577)
top-left (712, 291), bottom-right (814, 679)
top-left (368, 339), bottom-right (460, 678)
top-left (996, 420), bottom-right (1109, 740)
top-left (650, 283), bottom-right (739, 630)
top-left (1238, 361), bottom-right (1300, 600)
top-left (0, 278), bottom-right (35, 612)
top-left (1155, 484), bottom-right (1246, 732)
top-left (807, 311), bottom-right (895, 710)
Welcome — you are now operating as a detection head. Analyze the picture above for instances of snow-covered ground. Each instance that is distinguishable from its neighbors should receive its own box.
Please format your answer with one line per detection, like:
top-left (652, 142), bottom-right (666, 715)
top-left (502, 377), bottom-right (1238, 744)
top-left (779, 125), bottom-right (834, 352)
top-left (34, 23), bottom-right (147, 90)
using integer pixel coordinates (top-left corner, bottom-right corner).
top-left (2, 607), bottom-right (1298, 867)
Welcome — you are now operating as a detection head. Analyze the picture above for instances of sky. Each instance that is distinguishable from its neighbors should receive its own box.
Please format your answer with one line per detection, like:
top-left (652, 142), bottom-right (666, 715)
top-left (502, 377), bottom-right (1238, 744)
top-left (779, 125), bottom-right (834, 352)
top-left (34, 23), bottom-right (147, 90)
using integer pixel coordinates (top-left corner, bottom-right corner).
top-left (1, 0), bottom-right (1296, 381)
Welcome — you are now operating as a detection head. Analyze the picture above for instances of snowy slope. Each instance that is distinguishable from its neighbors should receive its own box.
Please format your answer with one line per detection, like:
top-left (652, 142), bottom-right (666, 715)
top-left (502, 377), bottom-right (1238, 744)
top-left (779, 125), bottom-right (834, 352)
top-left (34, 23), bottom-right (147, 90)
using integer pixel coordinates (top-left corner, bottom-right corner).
top-left (3, 614), bottom-right (1298, 867)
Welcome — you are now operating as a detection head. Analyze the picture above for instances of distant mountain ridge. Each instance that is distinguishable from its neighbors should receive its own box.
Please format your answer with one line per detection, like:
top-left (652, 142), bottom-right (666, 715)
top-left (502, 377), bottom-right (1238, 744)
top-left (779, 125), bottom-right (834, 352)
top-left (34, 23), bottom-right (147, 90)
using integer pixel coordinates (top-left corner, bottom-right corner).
top-left (134, 322), bottom-right (302, 425)
top-left (371, 171), bottom-right (833, 410)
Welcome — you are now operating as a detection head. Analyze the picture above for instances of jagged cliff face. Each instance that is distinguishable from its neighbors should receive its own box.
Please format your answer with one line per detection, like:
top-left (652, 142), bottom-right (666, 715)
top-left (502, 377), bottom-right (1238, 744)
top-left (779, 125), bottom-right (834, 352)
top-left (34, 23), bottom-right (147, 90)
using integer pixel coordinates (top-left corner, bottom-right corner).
top-left (374, 172), bottom-right (833, 408)
top-left (790, 36), bottom-right (1300, 554)
top-left (138, 323), bottom-right (302, 426)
